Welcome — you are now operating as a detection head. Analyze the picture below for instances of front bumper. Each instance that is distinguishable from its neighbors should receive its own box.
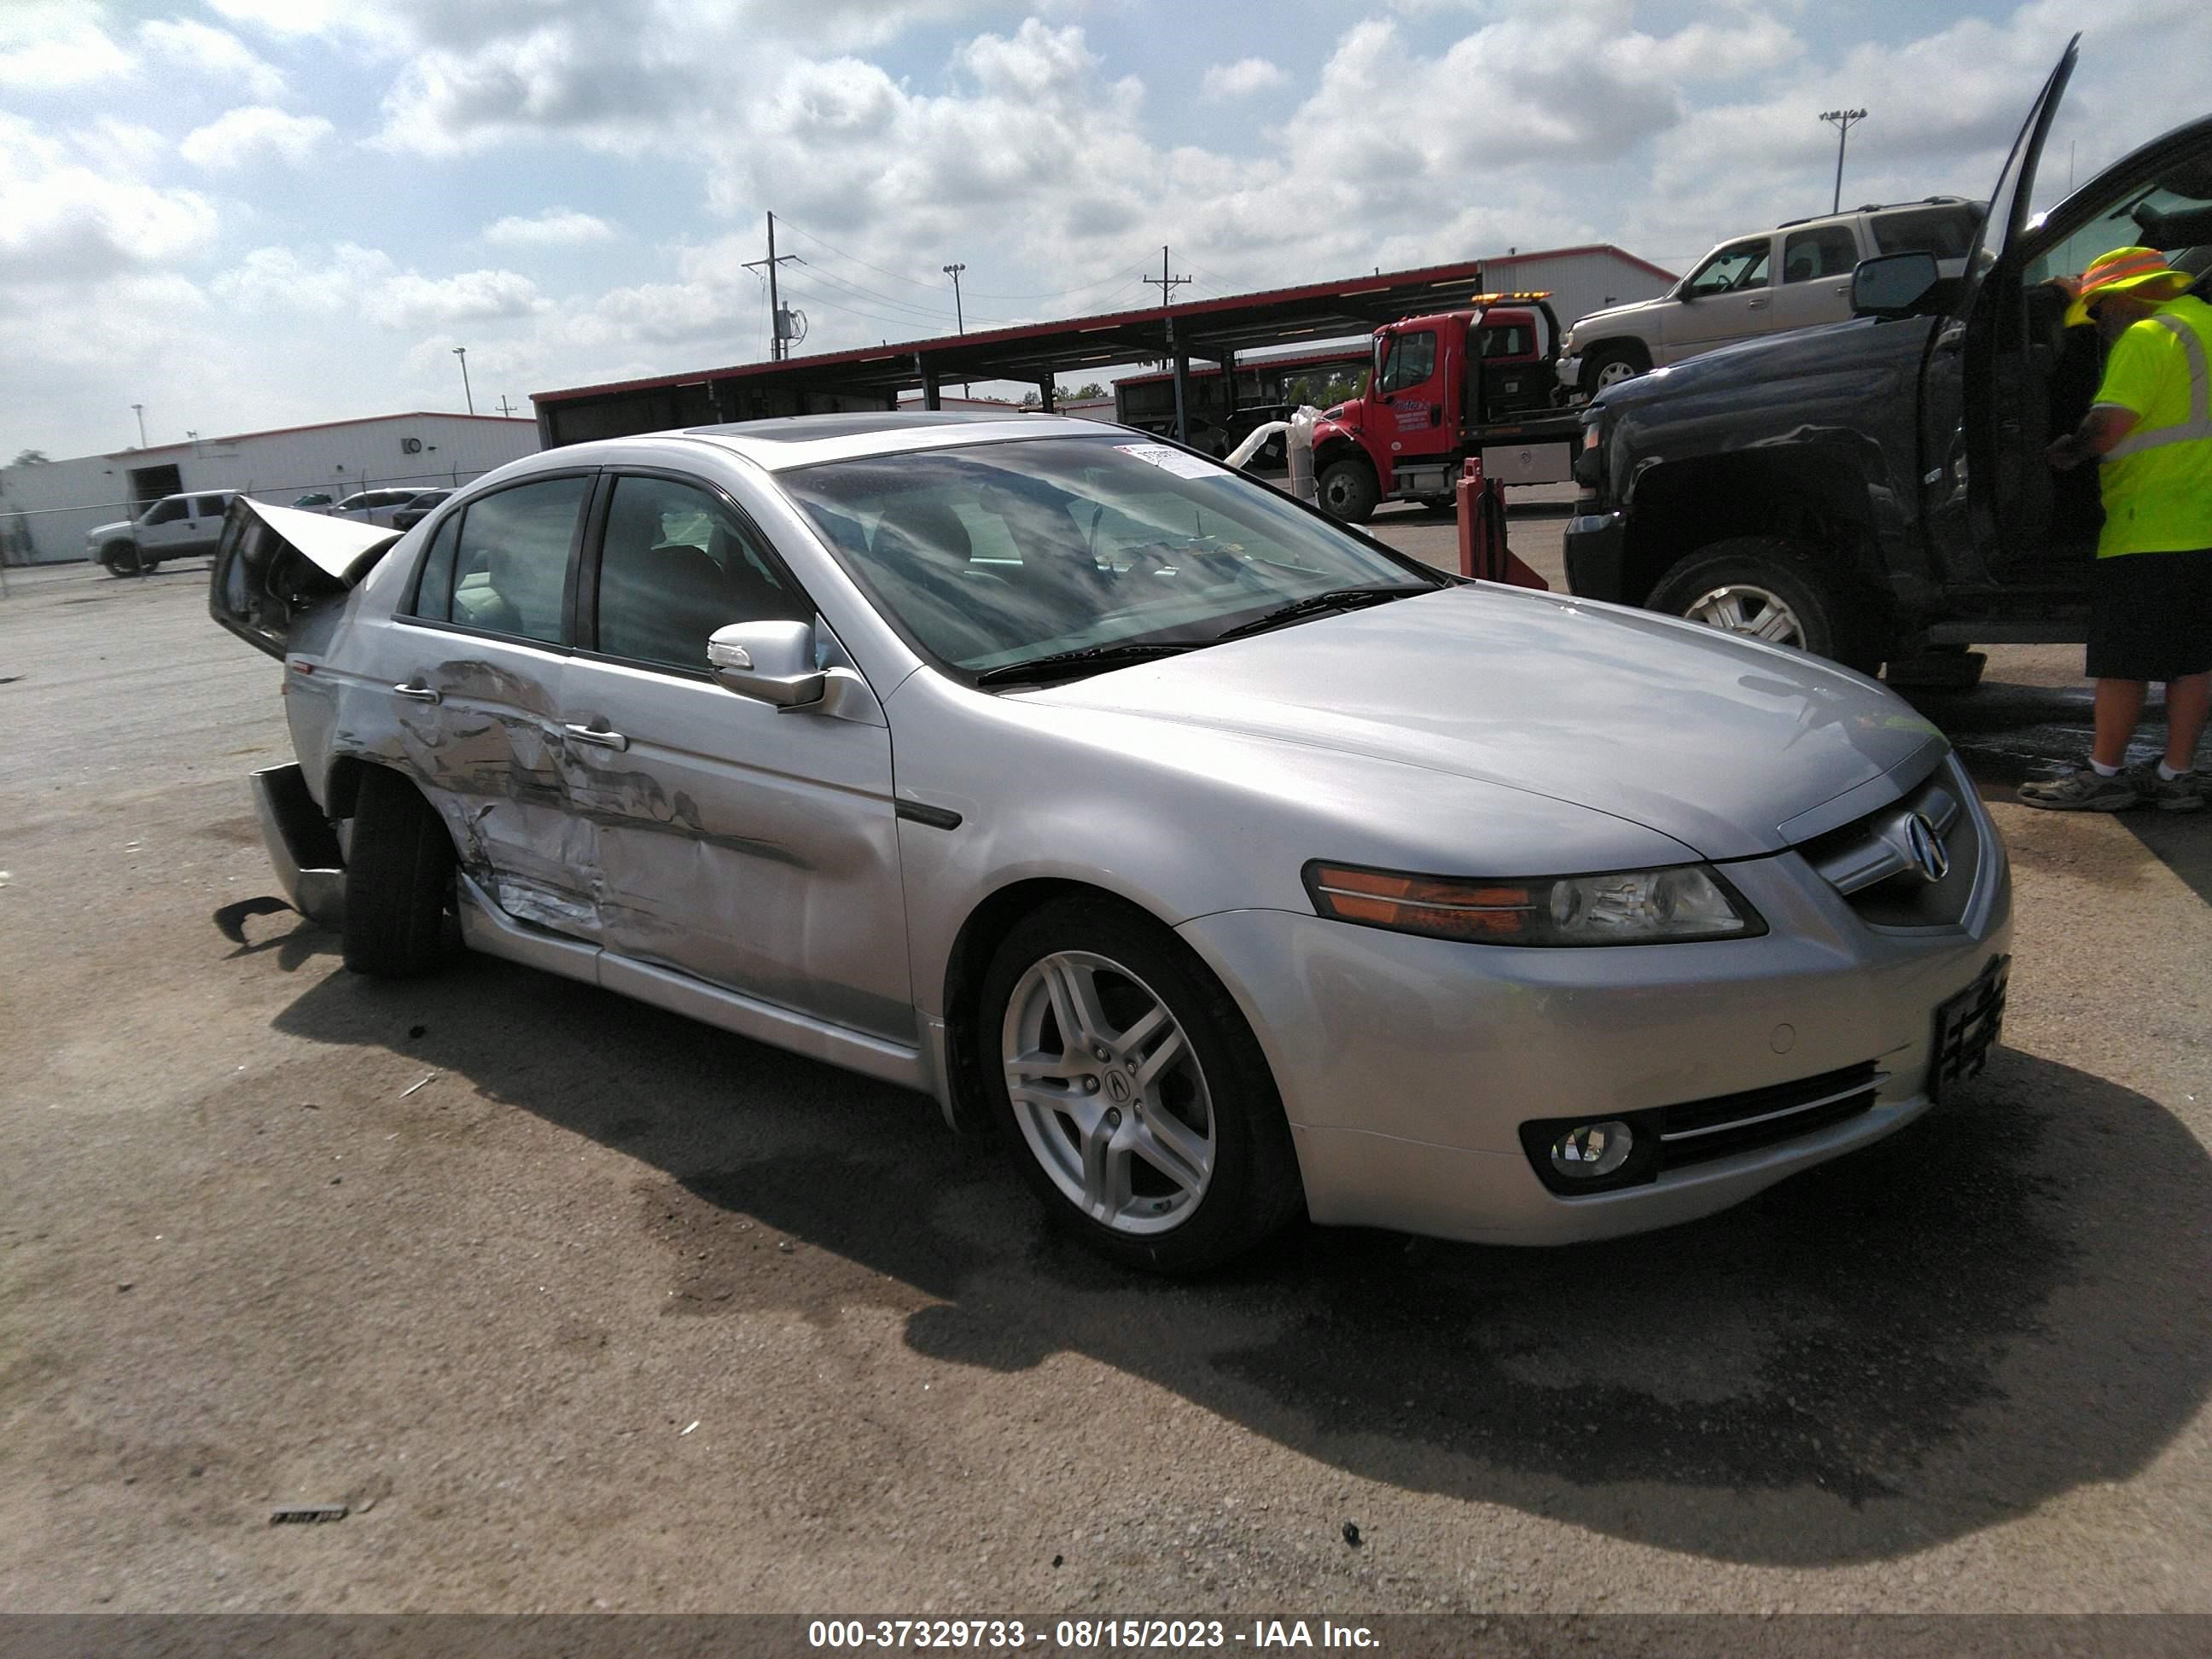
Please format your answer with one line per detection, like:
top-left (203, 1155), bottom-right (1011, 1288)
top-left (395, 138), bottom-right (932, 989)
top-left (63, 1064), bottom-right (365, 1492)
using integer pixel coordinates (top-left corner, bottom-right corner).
top-left (249, 764), bottom-right (346, 928)
top-left (1179, 808), bottom-right (2011, 1246)
top-left (1563, 509), bottom-right (1627, 601)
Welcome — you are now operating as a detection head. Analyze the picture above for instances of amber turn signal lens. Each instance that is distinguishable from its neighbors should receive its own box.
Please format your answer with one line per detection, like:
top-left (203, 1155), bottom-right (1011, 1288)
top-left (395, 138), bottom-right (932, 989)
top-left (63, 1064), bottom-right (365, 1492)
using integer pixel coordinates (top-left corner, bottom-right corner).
top-left (1306, 864), bottom-right (1535, 940)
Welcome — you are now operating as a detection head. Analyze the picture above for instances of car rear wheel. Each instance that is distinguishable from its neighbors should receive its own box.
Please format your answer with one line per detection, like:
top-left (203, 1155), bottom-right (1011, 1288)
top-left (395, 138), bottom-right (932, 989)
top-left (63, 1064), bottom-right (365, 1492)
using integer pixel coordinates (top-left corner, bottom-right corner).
top-left (979, 898), bottom-right (1303, 1273)
top-left (1646, 537), bottom-right (1882, 673)
top-left (1581, 342), bottom-right (1650, 395)
top-left (1318, 458), bottom-right (1379, 524)
top-left (101, 541), bottom-right (141, 578)
top-left (341, 767), bottom-right (455, 978)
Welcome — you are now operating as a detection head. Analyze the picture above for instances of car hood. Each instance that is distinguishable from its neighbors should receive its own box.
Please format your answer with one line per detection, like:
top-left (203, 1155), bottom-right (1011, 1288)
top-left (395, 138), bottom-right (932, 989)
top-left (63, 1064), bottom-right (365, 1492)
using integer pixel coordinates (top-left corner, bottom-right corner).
top-left (1022, 586), bottom-right (1945, 859)
top-left (89, 519), bottom-right (132, 541)
top-left (1593, 313), bottom-right (1925, 412)
top-left (1569, 294), bottom-right (1672, 339)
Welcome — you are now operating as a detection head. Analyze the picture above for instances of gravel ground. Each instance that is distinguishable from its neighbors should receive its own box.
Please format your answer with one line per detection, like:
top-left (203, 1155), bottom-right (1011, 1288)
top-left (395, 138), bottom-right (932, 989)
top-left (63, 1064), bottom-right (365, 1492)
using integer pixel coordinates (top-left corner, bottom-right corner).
top-left (0, 518), bottom-right (2207, 1622)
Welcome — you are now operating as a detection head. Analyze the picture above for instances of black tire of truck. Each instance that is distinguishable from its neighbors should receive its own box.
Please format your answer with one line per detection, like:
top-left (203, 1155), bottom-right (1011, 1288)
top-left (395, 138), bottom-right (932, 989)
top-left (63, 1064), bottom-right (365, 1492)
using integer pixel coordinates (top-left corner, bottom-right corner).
top-left (1580, 342), bottom-right (1650, 396)
top-left (1645, 538), bottom-right (1884, 675)
top-left (101, 541), bottom-right (142, 578)
top-left (1318, 458), bottom-right (1379, 524)
top-left (341, 767), bottom-right (456, 979)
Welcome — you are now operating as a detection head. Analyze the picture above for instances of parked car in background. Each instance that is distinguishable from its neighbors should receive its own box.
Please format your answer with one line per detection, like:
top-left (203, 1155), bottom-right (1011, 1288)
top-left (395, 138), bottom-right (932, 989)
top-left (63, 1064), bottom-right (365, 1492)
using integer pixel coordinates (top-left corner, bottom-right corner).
top-left (1564, 38), bottom-right (2211, 683)
top-left (390, 489), bottom-right (452, 533)
top-left (1560, 197), bottom-right (1985, 395)
top-left (292, 492), bottom-right (335, 510)
top-left (212, 412), bottom-right (2010, 1272)
top-left (326, 488), bottom-right (426, 527)
top-left (85, 489), bottom-right (237, 577)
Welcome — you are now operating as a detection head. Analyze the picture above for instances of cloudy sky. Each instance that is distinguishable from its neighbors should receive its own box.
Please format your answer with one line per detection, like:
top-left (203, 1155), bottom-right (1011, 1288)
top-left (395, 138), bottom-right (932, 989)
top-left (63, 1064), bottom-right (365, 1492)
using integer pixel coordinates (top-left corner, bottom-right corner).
top-left (3, 0), bottom-right (2207, 462)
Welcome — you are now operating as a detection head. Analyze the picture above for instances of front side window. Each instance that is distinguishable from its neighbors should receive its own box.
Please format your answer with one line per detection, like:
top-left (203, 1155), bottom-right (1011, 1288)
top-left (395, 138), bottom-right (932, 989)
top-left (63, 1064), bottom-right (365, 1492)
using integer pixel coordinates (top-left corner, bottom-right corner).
top-left (782, 436), bottom-right (1441, 679)
top-left (1782, 226), bottom-right (1860, 282)
top-left (446, 475), bottom-right (587, 644)
top-left (2025, 172), bottom-right (2212, 287)
top-left (594, 475), bottom-right (811, 672)
top-left (1685, 240), bottom-right (1771, 296)
top-left (142, 498), bottom-right (187, 526)
top-left (1377, 330), bottom-right (1439, 393)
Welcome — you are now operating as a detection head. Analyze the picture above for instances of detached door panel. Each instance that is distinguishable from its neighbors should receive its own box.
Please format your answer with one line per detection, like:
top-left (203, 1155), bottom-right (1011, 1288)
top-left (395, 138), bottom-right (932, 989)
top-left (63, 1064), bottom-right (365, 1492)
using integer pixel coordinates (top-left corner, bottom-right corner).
top-left (561, 472), bottom-right (912, 1042)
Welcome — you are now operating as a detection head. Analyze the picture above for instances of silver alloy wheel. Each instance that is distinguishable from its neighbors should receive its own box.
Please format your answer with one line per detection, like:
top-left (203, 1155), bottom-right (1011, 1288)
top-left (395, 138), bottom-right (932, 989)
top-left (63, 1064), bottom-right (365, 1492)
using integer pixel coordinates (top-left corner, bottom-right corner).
top-left (1681, 582), bottom-right (1807, 648)
top-left (1592, 357), bottom-right (1641, 390)
top-left (1002, 949), bottom-right (1216, 1236)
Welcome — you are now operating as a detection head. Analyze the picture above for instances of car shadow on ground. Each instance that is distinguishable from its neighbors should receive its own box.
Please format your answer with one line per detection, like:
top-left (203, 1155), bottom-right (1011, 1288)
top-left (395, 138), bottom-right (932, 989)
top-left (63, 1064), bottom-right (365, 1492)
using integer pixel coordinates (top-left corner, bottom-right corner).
top-left (259, 927), bottom-right (2212, 1569)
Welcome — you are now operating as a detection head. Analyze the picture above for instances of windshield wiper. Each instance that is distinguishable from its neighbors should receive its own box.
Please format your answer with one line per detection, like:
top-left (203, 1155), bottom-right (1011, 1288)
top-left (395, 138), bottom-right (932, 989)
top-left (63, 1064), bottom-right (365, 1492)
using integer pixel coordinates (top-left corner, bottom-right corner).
top-left (1212, 584), bottom-right (1424, 642)
top-left (972, 640), bottom-right (1201, 688)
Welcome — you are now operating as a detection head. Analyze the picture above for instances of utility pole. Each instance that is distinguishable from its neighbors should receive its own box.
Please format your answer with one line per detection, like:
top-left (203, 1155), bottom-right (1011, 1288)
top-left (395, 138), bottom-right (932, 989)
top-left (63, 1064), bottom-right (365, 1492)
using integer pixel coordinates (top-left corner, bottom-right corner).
top-left (1143, 246), bottom-right (1193, 442)
top-left (451, 346), bottom-right (474, 415)
top-left (1819, 108), bottom-right (1867, 215)
top-left (942, 263), bottom-right (968, 397)
top-left (495, 395), bottom-right (517, 417)
top-left (744, 212), bottom-right (803, 361)
top-left (131, 404), bottom-right (146, 447)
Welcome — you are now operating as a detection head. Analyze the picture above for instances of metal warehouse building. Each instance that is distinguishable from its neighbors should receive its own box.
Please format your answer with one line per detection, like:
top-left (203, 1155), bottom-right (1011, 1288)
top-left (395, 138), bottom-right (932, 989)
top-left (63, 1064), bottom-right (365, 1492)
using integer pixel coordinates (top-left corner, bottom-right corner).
top-left (0, 411), bottom-right (538, 567)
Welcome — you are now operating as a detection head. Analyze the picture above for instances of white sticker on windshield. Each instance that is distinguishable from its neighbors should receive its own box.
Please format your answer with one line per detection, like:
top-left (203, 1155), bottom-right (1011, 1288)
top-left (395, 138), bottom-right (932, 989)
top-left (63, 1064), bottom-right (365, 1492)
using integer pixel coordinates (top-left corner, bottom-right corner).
top-left (1115, 444), bottom-right (1221, 480)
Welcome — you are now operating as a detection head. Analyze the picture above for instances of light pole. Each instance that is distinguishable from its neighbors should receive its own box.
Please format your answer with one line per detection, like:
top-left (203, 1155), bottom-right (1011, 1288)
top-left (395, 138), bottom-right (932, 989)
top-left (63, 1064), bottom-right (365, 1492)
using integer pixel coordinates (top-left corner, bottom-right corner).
top-left (451, 346), bottom-right (474, 415)
top-left (1819, 108), bottom-right (1867, 215)
top-left (131, 404), bottom-right (147, 447)
top-left (942, 263), bottom-right (968, 398)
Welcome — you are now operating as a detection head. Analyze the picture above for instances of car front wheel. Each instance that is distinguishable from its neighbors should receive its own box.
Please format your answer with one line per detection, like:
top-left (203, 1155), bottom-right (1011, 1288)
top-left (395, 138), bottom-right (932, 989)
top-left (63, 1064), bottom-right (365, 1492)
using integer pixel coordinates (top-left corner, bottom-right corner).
top-left (1646, 536), bottom-right (1882, 673)
top-left (341, 767), bottom-right (455, 978)
top-left (101, 542), bottom-right (141, 577)
top-left (979, 898), bottom-right (1303, 1273)
top-left (1580, 342), bottom-right (1650, 395)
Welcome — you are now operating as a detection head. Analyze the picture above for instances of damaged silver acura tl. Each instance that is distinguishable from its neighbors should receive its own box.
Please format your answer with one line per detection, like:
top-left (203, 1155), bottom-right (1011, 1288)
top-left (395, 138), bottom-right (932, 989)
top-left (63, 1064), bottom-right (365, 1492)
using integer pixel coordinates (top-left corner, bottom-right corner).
top-left (212, 412), bottom-right (2011, 1272)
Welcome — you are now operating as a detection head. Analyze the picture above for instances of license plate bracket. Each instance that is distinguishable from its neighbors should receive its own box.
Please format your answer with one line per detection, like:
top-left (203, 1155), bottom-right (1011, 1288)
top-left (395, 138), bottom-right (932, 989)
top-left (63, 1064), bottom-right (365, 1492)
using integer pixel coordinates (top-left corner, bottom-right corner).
top-left (1931, 954), bottom-right (2008, 1103)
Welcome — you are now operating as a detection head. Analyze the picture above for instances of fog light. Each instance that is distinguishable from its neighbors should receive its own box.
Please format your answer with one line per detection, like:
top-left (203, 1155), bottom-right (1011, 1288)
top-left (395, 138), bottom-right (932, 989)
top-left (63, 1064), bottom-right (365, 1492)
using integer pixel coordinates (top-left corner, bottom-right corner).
top-left (1549, 1121), bottom-right (1634, 1179)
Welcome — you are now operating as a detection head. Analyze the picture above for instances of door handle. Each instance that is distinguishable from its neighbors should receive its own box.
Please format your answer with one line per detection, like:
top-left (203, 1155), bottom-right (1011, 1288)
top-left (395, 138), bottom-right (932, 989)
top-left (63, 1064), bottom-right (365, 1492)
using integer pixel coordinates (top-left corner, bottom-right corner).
top-left (1429, 407), bottom-right (1441, 427)
top-left (1747, 297), bottom-right (1768, 310)
top-left (563, 721), bottom-right (629, 752)
top-left (392, 681), bottom-right (441, 705)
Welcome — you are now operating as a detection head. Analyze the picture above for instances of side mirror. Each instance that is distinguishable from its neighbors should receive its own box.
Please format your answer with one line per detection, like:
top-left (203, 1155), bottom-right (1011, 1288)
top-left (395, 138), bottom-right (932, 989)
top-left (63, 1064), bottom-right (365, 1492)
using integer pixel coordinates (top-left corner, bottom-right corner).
top-left (707, 620), bottom-right (824, 708)
top-left (1852, 251), bottom-right (1940, 317)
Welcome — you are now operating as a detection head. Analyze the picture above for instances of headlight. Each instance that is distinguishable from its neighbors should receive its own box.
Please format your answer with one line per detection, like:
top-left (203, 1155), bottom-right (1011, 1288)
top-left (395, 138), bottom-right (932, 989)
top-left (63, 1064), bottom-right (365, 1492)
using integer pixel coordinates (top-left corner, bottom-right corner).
top-left (1302, 860), bottom-right (1765, 946)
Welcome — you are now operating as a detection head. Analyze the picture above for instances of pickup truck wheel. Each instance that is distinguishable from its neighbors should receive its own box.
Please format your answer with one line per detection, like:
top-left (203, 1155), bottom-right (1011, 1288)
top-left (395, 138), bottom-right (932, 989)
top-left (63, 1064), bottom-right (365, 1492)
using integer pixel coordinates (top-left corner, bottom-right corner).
top-left (341, 767), bottom-right (455, 979)
top-left (1581, 343), bottom-right (1650, 395)
top-left (100, 542), bottom-right (142, 578)
top-left (980, 897), bottom-right (1304, 1274)
top-left (1318, 459), bottom-right (1379, 524)
top-left (1648, 538), bottom-right (1881, 673)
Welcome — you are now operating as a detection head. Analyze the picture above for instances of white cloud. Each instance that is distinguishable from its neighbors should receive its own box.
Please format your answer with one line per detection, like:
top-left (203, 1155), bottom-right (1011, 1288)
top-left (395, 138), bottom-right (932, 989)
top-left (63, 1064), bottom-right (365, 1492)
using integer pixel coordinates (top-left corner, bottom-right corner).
top-left (483, 209), bottom-right (617, 247)
top-left (213, 243), bottom-right (548, 329)
top-left (1201, 58), bottom-right (1288, 101)
top-left (180, 107), bottom-right (336, 170)
top-left (0, 114), bottom-right (215, 284)
top-left (0, 5), bottom-right (132, 90)
top-left (138, 19), bottom-right (287, 99)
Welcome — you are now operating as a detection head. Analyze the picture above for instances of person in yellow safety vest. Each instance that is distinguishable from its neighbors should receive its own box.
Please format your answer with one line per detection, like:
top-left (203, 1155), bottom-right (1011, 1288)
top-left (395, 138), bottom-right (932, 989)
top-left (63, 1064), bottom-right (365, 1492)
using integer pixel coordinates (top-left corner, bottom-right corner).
top-left (2020, 247), bottom-right (2212, 812)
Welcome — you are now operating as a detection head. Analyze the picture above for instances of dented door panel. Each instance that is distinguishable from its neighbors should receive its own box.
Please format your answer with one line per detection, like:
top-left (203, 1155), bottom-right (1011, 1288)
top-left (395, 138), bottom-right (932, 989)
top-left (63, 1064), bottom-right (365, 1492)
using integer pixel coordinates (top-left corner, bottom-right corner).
top-left (557, 655), bottom-right (911, 1043)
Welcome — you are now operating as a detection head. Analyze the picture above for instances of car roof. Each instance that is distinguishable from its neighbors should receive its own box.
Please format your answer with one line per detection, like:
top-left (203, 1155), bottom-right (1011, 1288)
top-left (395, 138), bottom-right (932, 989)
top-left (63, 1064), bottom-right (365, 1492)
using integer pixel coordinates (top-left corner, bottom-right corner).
top-left (1773, 195), bottom-right (1980, 231)
top-left (556, 410), bottom-right (1122, 474)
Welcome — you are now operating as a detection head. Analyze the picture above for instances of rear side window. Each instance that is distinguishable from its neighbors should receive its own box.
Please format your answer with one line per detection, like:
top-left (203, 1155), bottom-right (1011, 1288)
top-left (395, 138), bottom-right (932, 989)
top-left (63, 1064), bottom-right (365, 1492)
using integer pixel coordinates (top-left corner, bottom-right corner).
top-left (1478, 323), bottom-right (1532, 358)
top-left (446, 476), bottom-right (587, 644)
top-left (1782, 225), bottom-right (1859, 282)
top-left (195, 495), bottom-right (230, 518)
top-left (1872, 205), bottom-right (1982, 259)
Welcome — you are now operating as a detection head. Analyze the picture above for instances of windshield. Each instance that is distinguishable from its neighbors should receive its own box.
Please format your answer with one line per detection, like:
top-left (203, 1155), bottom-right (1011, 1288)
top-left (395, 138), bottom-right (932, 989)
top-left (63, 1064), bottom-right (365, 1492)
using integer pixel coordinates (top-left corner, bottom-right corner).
top-left (781, 435), bottom-right (1441, 680)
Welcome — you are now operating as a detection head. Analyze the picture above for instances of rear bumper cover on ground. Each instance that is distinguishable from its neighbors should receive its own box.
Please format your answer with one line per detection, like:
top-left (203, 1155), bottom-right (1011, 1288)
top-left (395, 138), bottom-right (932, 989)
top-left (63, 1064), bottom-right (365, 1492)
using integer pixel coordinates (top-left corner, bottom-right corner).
top-left (249, 764), bottom-right (346, 928)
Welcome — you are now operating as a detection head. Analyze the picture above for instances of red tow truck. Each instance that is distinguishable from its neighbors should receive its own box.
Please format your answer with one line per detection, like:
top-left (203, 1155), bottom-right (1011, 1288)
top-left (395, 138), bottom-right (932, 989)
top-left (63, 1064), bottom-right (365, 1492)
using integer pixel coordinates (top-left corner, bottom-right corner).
top-left (1310, 291), bottom-right (1580, 523)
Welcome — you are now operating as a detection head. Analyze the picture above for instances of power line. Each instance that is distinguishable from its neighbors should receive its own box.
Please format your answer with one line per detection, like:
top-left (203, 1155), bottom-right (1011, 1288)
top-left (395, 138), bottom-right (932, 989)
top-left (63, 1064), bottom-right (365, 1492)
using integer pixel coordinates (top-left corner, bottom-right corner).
top-left (766, 213), bottom-right (1158, 304)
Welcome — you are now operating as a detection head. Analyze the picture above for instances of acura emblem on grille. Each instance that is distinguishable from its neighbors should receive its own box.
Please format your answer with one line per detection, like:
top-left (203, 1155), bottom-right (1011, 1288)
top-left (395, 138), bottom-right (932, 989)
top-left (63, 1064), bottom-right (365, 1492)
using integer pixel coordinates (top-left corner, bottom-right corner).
top-left (1904, 812), bottom-right (1950, 884)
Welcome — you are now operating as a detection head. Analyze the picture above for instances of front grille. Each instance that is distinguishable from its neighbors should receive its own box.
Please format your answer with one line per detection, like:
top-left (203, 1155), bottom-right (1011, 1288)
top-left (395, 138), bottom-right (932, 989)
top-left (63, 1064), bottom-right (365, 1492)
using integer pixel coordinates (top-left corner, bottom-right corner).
top-left (1796, 756), bottom-right (1982, 928)
top-left (1518, 1059), bottom-right (1886, 1194)
top-left (1655, 1060), bottom-right (1883, 1171)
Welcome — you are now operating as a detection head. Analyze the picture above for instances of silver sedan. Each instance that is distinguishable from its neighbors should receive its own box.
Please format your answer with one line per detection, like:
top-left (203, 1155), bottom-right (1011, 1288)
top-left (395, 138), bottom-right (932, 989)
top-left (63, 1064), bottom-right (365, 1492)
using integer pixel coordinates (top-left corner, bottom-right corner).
top-left (214, 413), bottom-right (2011, 1272)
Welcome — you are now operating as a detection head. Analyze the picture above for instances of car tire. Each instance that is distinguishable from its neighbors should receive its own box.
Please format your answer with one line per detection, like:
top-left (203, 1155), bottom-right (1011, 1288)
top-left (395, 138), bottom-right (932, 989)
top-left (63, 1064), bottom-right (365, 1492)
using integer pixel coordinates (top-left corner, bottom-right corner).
top-left (978, 896), bottom-right (1304, 1274)
top-left (101, 542), bottom-right (142, 578)
top-left (341, 767), bottom-right (455, 979)
top-left (1580, 342), bottom-right (1650, 395)
top-left (1318, 458), bottom-right (1380, 525)
top-left (1646, 537), bottom-right (1883, 673)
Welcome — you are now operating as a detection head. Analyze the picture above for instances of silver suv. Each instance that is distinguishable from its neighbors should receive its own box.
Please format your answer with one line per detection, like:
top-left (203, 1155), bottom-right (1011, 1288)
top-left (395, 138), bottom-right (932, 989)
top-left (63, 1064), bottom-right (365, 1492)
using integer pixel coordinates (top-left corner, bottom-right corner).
top-left (1562, 198), bottom-right (1985, 394)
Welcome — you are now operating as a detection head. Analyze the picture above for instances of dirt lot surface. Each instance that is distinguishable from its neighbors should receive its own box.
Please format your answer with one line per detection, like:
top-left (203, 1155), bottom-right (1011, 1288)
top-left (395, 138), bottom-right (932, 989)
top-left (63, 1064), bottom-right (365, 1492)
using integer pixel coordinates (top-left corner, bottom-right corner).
top-left (2, 510), bottom-right (2208, 1621)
